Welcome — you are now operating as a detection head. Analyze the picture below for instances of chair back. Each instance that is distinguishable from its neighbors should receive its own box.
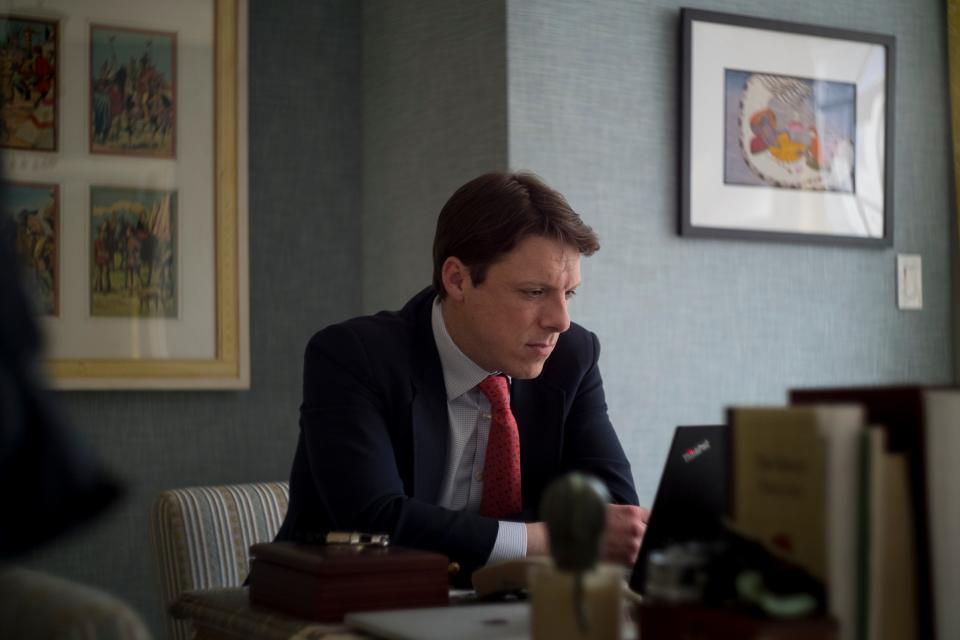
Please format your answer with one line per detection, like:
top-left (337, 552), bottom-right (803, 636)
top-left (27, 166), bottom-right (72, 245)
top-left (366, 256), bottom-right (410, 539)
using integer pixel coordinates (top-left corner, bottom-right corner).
top-left (150, 481), bottom-right (289, 640)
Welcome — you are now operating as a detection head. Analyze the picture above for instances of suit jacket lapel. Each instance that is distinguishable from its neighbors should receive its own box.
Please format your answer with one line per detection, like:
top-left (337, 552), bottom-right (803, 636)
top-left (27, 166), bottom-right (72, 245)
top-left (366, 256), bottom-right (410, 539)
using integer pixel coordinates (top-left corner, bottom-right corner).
top-left (409, 290), bottom-right (448, 503)
top-left (511, 379), bottom-right (564, 513)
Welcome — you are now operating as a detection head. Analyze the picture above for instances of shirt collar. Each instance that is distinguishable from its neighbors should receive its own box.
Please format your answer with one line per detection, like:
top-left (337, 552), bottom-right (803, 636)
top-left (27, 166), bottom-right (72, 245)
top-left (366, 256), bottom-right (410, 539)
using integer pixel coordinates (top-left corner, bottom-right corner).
top-left (431, 297), bottom-right (496, 400)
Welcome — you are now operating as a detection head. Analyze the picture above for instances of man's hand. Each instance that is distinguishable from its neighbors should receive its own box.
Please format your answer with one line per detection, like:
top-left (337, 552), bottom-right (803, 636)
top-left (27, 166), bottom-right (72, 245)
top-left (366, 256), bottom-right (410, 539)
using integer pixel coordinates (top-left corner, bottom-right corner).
top-left (525, 521), bottom-right (549, 556)
top-left (524, 504), bottom-right (649, 565)
top-left (602, 504), bottom-right (649, 566)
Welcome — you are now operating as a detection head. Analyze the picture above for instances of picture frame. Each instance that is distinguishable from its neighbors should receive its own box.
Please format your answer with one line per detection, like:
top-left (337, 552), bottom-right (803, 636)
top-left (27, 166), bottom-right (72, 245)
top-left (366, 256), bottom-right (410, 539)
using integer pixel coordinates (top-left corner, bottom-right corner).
top-left (949, 0), bottom-right (960, 383)
top-left (88, 185), bottom-right (178, 319)
top-left (89, 23), bottom-right (177, 158)
top-left (679, 8), bottom-right (895, 246)
top-left (0, 15), bottom-right (59, 152)
top-left (1, 180), bottom-right (59, 315)
top-left (2, 0), bottom-right (248, 389)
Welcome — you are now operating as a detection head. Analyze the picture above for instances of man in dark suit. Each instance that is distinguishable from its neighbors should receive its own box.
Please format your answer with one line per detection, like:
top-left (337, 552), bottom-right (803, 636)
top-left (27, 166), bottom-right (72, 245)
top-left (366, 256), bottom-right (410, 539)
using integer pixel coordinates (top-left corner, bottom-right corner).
top-left (276, 171), bottom-right (647, 579)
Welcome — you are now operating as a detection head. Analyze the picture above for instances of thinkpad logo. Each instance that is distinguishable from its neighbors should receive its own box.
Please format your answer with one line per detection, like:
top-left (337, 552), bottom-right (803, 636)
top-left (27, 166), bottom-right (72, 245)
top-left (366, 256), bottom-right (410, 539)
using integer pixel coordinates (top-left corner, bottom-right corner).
top-left (682, 440), bottom-right (710, 463)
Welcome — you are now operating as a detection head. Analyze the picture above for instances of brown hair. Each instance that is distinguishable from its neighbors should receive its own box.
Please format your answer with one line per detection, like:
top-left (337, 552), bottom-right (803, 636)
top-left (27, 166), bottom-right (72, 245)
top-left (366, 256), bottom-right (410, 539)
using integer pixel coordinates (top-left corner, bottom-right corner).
top-left (432, 171), bottom-right (599, 299)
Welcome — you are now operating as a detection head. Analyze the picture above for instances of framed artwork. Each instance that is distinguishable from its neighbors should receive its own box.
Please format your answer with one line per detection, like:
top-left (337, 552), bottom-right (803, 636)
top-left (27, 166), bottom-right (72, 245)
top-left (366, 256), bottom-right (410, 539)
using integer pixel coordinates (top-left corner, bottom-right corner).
top-left (0, 15), bottom-right (58, 151)
top-left (1, 180), bottom-right (59, 315)
top-left (950, 0), bottom-right (960, 383)
top-left (1, 0), bottom-right (248, 389)
top-left (680, 9), bottom-right (895, 246)
top-left (90, 24), bottom-right (176, 157)
top-left (89, 186), bottom-right (177, 318)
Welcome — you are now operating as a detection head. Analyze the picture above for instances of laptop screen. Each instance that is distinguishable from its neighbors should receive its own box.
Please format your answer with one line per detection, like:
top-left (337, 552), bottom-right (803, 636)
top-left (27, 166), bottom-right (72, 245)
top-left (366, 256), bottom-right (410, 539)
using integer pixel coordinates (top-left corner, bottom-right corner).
top-left (628, 425), bottom-right (728, 594)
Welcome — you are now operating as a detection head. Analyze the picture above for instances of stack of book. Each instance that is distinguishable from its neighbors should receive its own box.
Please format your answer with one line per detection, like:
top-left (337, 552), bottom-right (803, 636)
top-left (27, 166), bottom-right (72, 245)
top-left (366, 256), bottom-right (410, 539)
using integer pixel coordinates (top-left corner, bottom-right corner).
top-left (728, 386), bottom-right (959, 640)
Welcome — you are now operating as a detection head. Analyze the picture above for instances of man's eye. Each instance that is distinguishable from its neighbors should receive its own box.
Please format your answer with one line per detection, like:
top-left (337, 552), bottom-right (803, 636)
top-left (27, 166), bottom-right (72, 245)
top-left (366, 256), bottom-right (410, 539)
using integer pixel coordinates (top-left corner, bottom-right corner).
top-left (565, 290), bottom-right (577, 300)
top-left (525, 289), bottom-right (544, 298)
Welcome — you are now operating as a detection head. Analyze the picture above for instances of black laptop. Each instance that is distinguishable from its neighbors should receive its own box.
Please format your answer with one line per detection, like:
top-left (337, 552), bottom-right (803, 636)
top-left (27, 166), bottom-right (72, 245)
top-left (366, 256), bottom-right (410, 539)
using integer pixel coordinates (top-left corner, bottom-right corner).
top-left (628, 425), bottom-right (729, 594)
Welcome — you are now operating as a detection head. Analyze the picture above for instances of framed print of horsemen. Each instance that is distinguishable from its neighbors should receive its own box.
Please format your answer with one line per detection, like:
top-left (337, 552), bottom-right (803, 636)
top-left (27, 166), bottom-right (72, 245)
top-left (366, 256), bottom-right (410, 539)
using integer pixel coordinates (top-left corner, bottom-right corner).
top-left (90, 24), bottom-right (176, 157)
top-left (0, 0), bottom-right (248, 389)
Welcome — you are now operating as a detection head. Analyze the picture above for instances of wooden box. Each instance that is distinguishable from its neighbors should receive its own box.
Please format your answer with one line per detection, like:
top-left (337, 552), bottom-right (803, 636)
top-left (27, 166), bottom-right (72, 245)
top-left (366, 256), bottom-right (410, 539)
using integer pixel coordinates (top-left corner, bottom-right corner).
top-left (248, 542), bottom-right (449, 622)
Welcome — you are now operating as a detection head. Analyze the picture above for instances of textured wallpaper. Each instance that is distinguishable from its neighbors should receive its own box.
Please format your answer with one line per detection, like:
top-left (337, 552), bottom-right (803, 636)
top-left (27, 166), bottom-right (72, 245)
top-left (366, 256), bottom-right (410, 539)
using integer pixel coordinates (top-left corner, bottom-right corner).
top-left (362, 0), bottom-right (509, 312)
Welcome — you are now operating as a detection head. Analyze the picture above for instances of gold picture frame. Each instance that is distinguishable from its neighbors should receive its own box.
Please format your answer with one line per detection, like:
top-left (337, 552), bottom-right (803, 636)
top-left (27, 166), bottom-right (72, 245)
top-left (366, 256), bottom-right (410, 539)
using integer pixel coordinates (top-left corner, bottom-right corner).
top-left (3, 0), bottom-right (248, 389)
top-left (950, 0), bottom-right (960, 384)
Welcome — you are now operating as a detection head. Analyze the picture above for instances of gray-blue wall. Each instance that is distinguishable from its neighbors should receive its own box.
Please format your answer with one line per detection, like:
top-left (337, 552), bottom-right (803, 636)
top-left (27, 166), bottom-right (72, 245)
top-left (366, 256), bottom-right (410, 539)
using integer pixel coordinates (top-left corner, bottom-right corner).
top-left (362, 0), bottom-right (509, 311)
top-left (19, 0), bottom-right (954, 637)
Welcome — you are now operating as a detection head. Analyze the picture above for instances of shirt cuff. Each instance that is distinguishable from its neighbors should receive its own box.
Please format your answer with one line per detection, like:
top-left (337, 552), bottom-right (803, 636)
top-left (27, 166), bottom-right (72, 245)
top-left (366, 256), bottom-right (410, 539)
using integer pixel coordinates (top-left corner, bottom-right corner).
top-left (486, 521), bottom-right (528, 564)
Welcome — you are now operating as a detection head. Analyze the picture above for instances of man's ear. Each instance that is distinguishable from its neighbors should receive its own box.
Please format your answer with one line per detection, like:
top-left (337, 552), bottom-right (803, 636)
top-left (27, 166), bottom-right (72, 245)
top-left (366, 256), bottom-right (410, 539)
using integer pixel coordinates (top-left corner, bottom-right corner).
top-left (441, 256), bottom-right (470, 301)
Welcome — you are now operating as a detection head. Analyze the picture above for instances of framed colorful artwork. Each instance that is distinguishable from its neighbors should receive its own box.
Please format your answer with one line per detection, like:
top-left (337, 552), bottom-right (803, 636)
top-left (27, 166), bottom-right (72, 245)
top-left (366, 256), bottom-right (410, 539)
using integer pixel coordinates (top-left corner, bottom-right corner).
top-left (89, 186), bottom-right (177, 318)
top-left (0, 15), bottom-right (58, 151)
top-left (680, 9), bottom-right (895, 246)
top-left (950, 0), bottom-right (960, 383)
top-left (0, 0), bottom-right (248, 389)
top-left (89, 24), bottom-right (176, 157)
top-left (1, 180), bottom-right (59, 315)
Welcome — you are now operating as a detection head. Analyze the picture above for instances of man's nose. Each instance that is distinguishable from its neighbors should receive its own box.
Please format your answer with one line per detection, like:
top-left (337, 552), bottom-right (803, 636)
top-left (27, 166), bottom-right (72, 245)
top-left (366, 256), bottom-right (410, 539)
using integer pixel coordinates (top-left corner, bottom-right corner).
top-left (541, 293), bottom-right (571, 334)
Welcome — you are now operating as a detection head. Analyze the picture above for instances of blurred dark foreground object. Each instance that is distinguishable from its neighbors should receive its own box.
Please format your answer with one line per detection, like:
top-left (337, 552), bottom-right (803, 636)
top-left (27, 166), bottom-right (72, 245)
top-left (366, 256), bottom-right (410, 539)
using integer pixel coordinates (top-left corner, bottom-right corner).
top-left (0, 566), bottom-right (151, 639)
top-left (641, 531), bottom-right (826, 616)
top-left (636, 525), bottom-right (834, 639)
top-left (0, 217), bottom-right (120, 558)
top-left (637, 603), bottom-right (837, 640)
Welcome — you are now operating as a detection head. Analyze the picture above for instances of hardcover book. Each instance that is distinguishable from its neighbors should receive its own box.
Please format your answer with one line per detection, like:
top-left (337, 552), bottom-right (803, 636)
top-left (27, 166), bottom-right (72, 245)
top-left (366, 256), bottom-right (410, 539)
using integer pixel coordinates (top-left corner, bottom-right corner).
top-left (791, 386), bottom-right (960, 640)
top-left (729, 405), bottom-right (864, 640)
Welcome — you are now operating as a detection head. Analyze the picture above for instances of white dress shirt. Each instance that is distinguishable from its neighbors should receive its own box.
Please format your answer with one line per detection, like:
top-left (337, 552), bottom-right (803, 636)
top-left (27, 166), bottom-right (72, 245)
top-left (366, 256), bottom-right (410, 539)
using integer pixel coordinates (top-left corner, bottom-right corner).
top-left (431, 298), bottom-right (527, 563)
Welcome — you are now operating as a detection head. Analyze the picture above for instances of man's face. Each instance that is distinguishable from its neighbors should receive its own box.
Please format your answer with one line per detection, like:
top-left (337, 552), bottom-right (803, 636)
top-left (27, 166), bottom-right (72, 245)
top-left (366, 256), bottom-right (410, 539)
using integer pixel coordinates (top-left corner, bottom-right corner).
top-left (442, 235), bottom-right (581, 379)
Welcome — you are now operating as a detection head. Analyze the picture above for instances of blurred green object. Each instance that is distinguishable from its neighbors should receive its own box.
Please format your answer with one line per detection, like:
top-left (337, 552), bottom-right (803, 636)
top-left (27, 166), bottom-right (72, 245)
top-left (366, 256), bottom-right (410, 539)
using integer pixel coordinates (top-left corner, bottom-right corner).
top-left (736, 570), bottom-right (818, 619)
top-left (540, 472), bottom-right (610, 573)
top-left (540, 472), bottom-right (611, 634)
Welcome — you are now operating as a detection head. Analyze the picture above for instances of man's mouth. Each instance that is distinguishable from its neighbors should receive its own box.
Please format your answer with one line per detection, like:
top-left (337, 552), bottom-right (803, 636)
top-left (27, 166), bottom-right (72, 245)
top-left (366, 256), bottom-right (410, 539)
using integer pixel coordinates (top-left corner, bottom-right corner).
top-left (525, 341), bottom-right (555, 356)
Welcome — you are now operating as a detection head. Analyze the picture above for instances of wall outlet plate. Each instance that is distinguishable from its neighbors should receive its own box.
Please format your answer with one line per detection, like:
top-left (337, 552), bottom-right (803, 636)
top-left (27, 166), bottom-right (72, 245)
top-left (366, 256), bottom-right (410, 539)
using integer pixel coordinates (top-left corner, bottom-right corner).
top-left (897, 254), bottom-right (922, 310)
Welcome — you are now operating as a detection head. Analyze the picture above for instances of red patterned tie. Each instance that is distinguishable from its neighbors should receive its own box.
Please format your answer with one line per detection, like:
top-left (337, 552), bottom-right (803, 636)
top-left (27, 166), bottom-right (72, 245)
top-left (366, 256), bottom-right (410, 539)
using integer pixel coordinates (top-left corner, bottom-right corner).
top-left (477, 375), bottom-right (522, 518)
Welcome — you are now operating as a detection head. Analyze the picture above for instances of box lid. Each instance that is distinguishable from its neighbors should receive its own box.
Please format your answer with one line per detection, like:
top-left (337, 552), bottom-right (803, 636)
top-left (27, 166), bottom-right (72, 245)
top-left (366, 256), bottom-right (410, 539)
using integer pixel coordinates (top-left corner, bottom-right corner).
top-left (250, 542), bottom-right (448, 576)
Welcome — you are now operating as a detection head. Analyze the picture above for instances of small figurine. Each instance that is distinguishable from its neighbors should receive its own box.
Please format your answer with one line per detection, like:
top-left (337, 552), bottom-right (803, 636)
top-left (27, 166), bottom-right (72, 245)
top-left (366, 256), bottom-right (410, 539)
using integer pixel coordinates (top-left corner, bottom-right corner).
top-left (540, 473), bottom-right (610, 633)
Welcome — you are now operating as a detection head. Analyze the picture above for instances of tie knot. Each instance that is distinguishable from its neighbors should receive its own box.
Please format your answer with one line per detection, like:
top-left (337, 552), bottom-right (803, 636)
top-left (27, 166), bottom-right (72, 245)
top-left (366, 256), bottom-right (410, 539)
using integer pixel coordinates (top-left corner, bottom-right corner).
top-left (477, 375), bottom-right (509, 406)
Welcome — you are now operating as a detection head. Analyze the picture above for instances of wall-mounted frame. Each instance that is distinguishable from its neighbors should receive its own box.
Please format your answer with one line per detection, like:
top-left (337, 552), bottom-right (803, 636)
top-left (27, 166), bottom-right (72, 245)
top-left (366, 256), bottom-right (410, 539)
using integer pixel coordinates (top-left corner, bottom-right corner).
top-left (680, 8), bottom-right (895, 246)
top-left (89, 22), bottom-right (177, 158)
top-left (0, 15), bottom-right (59, 152)
top-left (1, 180), bottom-right (60, 315)
top-left (2, 0), bottom-right (248, 389)
top-left (950, 0), bottom-right (960, 385)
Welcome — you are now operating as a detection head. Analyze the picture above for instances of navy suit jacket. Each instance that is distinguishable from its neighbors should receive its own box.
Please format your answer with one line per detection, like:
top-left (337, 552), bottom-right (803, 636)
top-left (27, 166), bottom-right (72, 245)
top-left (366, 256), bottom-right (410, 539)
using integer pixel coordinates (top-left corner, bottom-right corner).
top-left (275, 287), bottom-right (638, 576)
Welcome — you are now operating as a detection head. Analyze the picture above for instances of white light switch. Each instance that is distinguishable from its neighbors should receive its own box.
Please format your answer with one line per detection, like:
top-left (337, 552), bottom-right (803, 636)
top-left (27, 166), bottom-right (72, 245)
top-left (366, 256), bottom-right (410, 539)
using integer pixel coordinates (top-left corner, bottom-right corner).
top-left (897, 254), bottom-right (922, 310)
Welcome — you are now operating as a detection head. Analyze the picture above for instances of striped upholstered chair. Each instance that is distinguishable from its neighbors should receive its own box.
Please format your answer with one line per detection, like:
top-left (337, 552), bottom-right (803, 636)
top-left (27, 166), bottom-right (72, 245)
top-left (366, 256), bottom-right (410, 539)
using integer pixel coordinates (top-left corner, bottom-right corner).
top-left (150, 482), bottom-right (289, 640)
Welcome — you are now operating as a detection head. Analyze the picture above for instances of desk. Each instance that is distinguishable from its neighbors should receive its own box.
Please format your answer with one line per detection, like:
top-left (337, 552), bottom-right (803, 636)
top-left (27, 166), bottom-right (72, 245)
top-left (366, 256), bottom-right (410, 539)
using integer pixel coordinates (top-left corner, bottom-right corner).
top-left (171, 587), bottom-right (642, 640)
top-left (173, 587), bottom-right (834, 640)
top-left (171, 588), bottom-right (365, 640)
top-left (171, 588), bottom-right (499, 640)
